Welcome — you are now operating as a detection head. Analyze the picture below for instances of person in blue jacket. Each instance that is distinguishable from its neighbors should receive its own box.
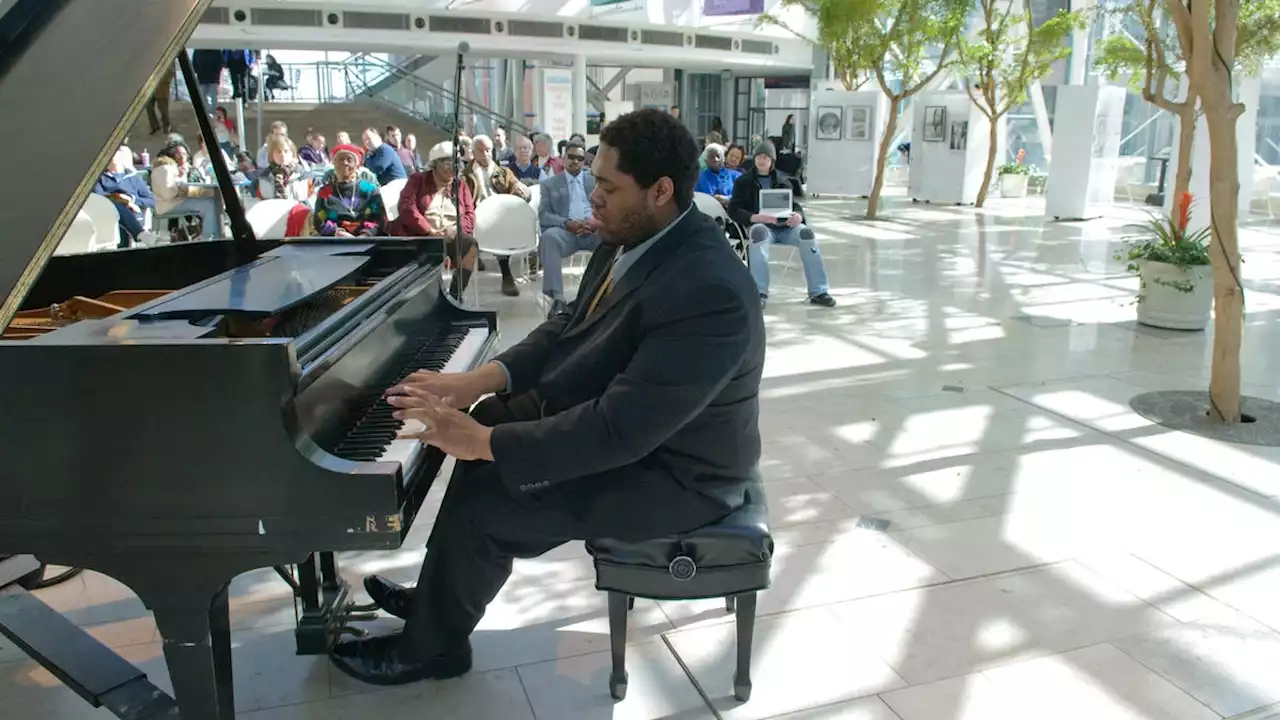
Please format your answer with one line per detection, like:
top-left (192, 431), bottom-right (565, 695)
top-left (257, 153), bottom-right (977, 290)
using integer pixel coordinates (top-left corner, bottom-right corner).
top-left (361, 127), bottom-right (407, 187)
top-left (694, 143), bottom-right (739, 207)
top-left (92, 148), bottom-right (155, 247)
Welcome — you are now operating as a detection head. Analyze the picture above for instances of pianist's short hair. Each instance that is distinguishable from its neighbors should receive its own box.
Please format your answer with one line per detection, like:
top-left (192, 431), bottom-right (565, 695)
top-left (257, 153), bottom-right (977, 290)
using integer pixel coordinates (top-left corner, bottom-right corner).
top-left (599, 108), bottom-right (699, 211)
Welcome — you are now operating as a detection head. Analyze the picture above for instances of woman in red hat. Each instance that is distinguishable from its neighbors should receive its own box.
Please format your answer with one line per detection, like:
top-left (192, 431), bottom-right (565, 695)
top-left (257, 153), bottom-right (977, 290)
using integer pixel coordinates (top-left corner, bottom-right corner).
top-left (313, 143), bottom-right (387, 237)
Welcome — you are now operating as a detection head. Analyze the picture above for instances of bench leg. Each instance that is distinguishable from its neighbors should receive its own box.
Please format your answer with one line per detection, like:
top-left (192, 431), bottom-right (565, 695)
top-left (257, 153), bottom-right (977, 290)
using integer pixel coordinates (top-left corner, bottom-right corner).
top-left (607, 592), bottom-right (629, 700)
top-left (733, 592), bottom-right (757, 702)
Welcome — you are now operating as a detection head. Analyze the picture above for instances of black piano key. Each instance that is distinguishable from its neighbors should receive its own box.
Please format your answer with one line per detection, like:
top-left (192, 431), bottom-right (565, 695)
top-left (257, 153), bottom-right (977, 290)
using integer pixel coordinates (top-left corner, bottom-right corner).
top-left (329, 325), bottom-right (478, 463)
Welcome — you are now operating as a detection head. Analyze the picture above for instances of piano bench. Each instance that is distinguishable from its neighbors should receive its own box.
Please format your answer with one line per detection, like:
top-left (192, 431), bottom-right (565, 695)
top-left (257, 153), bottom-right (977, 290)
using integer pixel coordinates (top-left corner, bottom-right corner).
top-left (585, 482), bottom-right (773, 703)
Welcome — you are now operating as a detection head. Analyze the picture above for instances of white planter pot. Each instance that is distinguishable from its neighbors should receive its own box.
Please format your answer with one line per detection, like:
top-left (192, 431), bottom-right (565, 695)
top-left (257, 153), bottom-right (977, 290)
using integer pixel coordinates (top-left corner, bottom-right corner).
top-left (1137, 260), bottom-right (1212, 331)
top-left (999, 173), bottom-right (1029, 198)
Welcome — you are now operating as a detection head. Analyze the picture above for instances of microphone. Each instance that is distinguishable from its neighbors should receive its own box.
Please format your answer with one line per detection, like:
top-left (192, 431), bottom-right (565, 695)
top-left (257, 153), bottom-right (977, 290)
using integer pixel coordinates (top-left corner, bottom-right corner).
top-left (457, 41), bottom-right (471, 54)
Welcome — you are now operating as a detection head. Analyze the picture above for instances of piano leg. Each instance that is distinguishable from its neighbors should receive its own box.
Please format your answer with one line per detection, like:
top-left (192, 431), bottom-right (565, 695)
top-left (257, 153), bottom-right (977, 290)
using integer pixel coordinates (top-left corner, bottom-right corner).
top-left (151, 583), bottom-right (236, 720)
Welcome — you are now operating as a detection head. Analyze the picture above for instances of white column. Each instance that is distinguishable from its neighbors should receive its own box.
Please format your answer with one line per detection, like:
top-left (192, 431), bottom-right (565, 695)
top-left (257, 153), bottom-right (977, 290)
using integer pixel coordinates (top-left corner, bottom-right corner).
top-left (572, 54), bottom-right (589, 137)
top-left (1067, 0), bottom-right (1096, 84)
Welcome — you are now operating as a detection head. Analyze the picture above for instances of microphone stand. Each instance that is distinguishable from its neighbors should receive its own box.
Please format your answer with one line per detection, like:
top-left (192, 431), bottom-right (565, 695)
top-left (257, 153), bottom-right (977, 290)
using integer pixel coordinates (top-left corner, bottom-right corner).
top-left (448, 43), bottom-right (467, 302)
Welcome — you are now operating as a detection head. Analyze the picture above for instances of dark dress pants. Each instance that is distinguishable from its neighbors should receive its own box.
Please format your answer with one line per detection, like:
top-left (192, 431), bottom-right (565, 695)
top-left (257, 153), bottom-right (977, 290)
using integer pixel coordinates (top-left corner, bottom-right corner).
top-left (401, 393), bottom-right (731, 658)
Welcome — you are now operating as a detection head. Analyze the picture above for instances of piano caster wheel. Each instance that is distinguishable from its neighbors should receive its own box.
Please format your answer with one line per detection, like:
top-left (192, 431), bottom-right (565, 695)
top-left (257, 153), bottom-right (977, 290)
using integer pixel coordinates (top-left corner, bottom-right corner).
top-left (346, 612), bottom-right (379, 624)
top-left (337, 625), bottom-right (369, 638)
top-left (347, 602), bottom-right (379, 613)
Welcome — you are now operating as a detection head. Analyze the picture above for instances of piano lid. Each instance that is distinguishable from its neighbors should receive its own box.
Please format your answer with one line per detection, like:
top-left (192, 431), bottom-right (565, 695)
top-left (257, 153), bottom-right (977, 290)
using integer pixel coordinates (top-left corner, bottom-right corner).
top-left (0, 0), bottom-right (214, 329)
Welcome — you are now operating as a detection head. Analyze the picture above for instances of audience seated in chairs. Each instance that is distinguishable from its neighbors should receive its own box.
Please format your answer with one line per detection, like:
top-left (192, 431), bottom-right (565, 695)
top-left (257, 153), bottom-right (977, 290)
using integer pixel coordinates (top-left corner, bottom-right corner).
top-left (313, 144), bottom-right (387, 238)
top-left (505, 135), bottom-right (541, 186)
top-left (299, 131), bottom-right (329, 166)
top-left (532, 132), bottom-right (562, 181)
top-left (362, 127), bottom-right (408, 188)
top-left (386, 125), bottom-right (418, 173)
top-left (537, 140), bottom-right (598, 317)
top-left (93, 147), bottom-right (155, 247)
top-left (728, 140), bottom-right (835, 308)
top-left (256, 121), bottom-right (290, 168)
top-left (725, 143), bottom-right (747, 173)
top-left (256, 135), bottom-right (312, 202)
top-left (390, 141), bottom-right (479, 298)
top-left (466, 135), bottom-right (526, 297)
top-left (695, 143), bottom-right (740, 208)
top-left (193, 134), bottom-right (234, 183)
top-left (151, 139), bottom-right (220, 243)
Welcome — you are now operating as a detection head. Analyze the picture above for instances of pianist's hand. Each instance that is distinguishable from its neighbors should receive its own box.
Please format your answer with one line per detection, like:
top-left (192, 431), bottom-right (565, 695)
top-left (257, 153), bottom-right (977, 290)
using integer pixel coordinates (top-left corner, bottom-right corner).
top-left (390, 370), bottom-right (488, 410)
top-left (386, 387), bottom-right (493, 462)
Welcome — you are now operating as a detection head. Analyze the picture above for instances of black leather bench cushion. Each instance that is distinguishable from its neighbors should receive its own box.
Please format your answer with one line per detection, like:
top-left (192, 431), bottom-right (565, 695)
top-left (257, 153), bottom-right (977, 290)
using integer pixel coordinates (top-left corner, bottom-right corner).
top-left (587, 482), bottom-right (773, 600)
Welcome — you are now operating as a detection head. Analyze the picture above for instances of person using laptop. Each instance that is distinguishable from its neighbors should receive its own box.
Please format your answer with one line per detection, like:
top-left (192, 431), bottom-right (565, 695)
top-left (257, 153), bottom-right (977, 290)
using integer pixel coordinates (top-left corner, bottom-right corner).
top-left (728, 140), bottom-right (835, 308)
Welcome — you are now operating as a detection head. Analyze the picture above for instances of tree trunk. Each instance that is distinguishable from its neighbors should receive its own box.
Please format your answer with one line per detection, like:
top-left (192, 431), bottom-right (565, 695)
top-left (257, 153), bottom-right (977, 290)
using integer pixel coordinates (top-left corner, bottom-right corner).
top-left (1191, 0), bottom-right (1244, 423)
top-left (866, 97), bottom-right (900, 219)
top-left (975, 115), bottom-right (999, 208)
top-left (1171, 104), bottom-right (1196, 200)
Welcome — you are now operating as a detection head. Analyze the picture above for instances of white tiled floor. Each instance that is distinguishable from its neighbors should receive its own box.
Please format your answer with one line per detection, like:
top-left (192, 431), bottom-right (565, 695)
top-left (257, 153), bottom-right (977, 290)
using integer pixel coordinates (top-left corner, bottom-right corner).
top-left (13, 194), bottom-right (1280, 717)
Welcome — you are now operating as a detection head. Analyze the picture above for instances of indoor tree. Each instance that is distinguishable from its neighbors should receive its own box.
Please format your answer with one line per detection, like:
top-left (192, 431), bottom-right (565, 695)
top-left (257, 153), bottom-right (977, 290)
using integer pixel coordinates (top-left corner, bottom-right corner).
top-left (763, 0), bottom-right (970, 219)
top-left (956, 1), bottom-right (1087, 207)
top-left (1093, 0), bottom-right (1197, 201)
top-left (1094, 0), bottom-right (1280, 209)
top-left (758, 0), bottom-right (877, 91)
top-left (860, 0), bottom-right (971, 218)
top-left (1173, 0), bottom-right (1280, 422)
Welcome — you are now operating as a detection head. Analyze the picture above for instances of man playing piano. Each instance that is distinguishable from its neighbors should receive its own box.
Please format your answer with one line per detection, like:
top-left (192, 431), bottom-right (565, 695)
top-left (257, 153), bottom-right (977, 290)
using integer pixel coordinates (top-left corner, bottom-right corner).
top-left (330, 108), bottom-right (766, 686)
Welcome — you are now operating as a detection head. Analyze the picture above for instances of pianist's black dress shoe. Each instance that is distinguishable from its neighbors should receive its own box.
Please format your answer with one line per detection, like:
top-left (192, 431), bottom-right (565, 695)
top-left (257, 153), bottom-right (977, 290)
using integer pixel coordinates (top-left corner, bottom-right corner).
top-left (330, 632), bottom-right (472, 686)
top-left (363, 574), bottom-right (414, 620)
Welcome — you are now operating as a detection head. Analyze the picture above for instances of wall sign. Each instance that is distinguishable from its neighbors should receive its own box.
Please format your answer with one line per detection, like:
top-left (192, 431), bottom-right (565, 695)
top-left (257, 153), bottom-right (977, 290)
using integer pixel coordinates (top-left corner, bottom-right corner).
top-left (703, 0), bottom-right (765, 15)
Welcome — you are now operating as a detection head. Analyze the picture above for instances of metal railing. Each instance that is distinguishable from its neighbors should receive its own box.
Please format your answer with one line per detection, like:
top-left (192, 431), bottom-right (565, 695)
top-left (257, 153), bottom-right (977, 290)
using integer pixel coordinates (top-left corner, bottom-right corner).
top-left (164, 54), bottom-right (529, 140)
top-left (340, 53), bottom-right (533, 139)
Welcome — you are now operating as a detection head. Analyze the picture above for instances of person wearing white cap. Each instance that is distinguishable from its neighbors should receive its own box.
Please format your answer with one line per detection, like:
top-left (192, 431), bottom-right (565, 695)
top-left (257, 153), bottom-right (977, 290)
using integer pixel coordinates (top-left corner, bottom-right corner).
top-left (390, 141), bottom-right (479, 298)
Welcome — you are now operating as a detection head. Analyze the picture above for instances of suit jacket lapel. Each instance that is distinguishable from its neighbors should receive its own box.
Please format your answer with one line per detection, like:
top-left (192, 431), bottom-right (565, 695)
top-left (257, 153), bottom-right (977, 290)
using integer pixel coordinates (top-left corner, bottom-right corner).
top-left (563, 209), bottom-right (705, 338)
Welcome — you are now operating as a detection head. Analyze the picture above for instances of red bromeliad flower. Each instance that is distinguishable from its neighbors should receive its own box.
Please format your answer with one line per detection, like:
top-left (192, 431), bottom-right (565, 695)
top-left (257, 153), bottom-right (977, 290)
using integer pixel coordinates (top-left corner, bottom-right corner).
top-left (1016, 148), bottom-right (1026, 165)
top-left (1175, 191), bottom-right (1193, 237)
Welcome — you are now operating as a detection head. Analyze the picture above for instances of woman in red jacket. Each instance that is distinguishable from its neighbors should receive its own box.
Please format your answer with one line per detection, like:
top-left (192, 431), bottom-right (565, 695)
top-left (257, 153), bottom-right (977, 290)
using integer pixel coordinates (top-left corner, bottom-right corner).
top-left (390, 141), bottom-right (479, 297)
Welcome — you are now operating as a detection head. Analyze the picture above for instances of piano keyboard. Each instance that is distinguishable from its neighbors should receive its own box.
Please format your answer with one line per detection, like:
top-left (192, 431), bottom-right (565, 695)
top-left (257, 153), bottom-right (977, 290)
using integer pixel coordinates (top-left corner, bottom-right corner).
top-left (333, 325), bottom-right (490, 482)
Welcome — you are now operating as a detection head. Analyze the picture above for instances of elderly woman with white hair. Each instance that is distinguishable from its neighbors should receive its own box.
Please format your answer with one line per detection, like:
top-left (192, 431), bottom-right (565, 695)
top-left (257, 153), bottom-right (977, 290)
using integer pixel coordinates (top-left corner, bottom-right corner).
top-left (390, 141), bottom-right (480, 297)
top-left (694, 143), bottom-right (740, 207)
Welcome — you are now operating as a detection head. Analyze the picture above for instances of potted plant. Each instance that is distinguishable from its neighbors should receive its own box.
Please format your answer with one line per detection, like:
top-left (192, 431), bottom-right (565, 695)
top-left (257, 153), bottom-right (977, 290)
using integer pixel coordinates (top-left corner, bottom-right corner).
top-left (1119, 191), bottom-right (1213, 330)
top-left (998, 149), bottom-right (1031, 198)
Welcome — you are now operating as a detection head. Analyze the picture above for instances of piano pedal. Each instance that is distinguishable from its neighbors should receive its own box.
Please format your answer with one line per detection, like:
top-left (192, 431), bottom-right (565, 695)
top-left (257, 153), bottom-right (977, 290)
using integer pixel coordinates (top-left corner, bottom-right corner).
top-left (337, 625), bottom-right (369, 638)
top-left (345, 612), bottom-right (379, 624)
top-left (347, 601), bottom-right (379, 613)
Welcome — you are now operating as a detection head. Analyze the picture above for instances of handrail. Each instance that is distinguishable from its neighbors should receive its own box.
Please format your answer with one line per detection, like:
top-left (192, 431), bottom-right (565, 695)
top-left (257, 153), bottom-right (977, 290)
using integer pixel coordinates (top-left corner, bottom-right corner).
top-left (341, 53), bottom-right (532, 138)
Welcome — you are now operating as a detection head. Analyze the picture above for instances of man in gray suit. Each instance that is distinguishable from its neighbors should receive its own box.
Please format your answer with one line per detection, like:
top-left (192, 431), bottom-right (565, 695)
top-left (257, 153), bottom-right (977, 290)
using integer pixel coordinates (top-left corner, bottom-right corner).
top-left (537, 141), bottom-right (598, 317)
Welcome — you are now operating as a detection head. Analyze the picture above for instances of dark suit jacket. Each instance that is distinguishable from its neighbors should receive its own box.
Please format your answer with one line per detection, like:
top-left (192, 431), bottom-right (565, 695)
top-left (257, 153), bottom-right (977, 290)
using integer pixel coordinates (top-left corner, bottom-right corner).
top-left (490, 207), bottom-right (765, 503)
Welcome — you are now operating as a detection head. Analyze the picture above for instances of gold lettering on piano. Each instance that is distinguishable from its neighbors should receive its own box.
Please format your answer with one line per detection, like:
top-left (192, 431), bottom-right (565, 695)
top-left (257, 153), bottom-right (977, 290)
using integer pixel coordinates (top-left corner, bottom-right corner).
top-left (386, 515), bottom-right (402, 533)
top-left (365, 515), bottom-right (377, 532)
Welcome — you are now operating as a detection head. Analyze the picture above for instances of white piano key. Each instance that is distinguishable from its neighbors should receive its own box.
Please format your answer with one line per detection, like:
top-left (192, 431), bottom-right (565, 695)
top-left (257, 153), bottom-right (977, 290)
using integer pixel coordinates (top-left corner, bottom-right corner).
top-left (376, 327), bottom-right (490, 483)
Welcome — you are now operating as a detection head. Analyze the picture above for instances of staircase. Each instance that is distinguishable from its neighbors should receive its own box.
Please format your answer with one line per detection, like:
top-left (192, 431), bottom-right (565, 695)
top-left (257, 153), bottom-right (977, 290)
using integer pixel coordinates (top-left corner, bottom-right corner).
top-left (341, 53), bottom-right (531, 140)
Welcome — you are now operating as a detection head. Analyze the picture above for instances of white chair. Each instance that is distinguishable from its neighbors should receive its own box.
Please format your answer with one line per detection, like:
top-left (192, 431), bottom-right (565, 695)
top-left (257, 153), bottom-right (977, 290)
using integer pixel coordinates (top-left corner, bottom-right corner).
top-left (381, 178), bottom-right (409, 223)
top-left (82, 193), bottom-right (122, 251)
top-left (693, 191), bottom-right (730, 227)
top-left (53, 210), bottom-right (98, 256)
top-left (474, 195), bottom-right (541, 302)
top-left (526, 183), bottom-right (542, 216)
top-left (245, 198), bottom-right (299, 238)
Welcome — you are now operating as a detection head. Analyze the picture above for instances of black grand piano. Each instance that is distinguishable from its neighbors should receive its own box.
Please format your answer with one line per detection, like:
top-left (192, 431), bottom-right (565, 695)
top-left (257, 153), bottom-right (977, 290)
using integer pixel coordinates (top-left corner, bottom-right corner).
top-left (0, 2), bottom-right (496, 718)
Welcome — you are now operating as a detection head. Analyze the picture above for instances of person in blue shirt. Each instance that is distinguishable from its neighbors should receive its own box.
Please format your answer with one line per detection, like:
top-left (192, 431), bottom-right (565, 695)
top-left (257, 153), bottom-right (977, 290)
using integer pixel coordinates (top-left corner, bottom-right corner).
top-left (503, 135), bottom-right (541, 186)
top-left (694, 143), bottom-right (739, 207)
top-left (361, 127), bottom-right (407, 187)
top-left (92, 147), bottom-right (155, 247)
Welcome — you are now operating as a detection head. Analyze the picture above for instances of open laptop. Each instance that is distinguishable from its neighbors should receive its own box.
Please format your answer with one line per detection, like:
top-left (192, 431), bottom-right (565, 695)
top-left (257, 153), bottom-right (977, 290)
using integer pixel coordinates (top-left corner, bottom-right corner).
top-left (759, 188), bottom-right (793, 220)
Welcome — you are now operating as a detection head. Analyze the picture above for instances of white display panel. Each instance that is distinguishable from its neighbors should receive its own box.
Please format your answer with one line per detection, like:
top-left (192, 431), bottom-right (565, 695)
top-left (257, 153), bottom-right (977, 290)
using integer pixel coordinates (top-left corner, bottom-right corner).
top-left (805, 90), bottom-right (889, 197)
top-left (1044, 85), bottom-right (1125, 221)
top-left (908, 92), bottom-right (1002, 205)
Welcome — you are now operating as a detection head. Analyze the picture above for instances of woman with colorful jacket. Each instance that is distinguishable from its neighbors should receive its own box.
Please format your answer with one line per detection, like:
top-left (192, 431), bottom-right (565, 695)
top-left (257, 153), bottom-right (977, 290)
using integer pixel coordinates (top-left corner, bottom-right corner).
top-left (312, 144), bottom-right (387, 237)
